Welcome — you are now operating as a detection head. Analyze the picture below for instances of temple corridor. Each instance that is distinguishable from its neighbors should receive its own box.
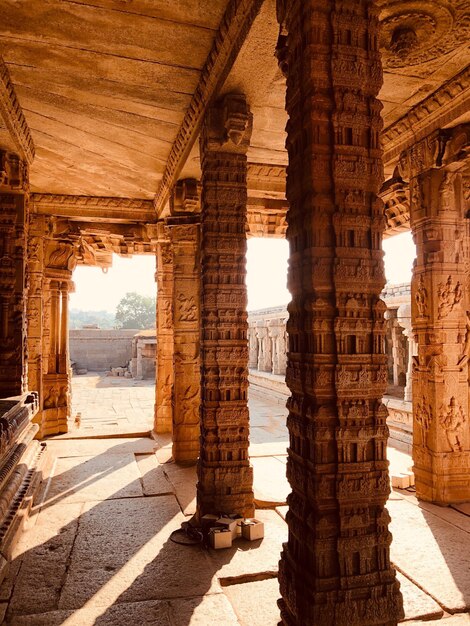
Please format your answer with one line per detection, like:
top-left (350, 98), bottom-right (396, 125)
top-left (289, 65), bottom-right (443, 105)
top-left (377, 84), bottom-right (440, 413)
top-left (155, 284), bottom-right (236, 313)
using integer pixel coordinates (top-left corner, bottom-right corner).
top-left (0, 386), bottom-right (468, 625)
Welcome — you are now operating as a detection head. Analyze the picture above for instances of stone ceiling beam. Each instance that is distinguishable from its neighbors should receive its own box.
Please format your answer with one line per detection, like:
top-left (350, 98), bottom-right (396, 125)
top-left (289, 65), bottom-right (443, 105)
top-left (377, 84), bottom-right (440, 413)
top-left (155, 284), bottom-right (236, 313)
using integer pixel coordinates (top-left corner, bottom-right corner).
top-left (32, 194), bottom-right (155, 224)
top-left (383, 66), bottom-right (470, 170)
top-left (153, 0), bottom-right (264, 216)
top-left (0, 56), bottom-right (34, 163)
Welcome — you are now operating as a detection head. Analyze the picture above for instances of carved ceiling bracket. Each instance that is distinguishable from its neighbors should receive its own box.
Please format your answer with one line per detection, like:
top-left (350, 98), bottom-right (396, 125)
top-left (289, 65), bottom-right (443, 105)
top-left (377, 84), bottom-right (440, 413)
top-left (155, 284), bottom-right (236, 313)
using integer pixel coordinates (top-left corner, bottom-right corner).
top-left (399, 123), bottom-right (470, 180)
top-left (153, 0), bottom-right (264, 216)
top-left (0, 56), bottom-right (34, 164)
top-left (380, 172), bottom-right (410, 238)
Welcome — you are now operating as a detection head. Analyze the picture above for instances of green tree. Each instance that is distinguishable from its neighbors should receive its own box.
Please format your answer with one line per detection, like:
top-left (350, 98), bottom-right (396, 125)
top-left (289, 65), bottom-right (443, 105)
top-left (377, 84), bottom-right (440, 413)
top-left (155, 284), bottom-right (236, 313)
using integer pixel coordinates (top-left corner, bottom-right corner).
top-left (115, 292), bottom-right (156, 329)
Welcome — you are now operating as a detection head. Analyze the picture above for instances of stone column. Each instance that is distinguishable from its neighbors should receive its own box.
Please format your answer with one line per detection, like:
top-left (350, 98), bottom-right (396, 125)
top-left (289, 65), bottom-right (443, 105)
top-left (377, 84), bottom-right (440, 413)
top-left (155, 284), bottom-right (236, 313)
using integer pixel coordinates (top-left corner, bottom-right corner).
top-left (197, 94), bottom-right (254, 519)
top-left (256, 321), bottom-right (271, 372)
top-left (136, 341), bottom-right (143, 380)
top-left (168, 218), bottom-right (201, 462)
top-left (397, 303), bottom-right (414, 402)
top-left (269, 318), bottom-right (287, 375)
top-left (41, 239), bottom-right (76, 436)
top-left (400, 126), bottom-right (470, 503)
top-left (0, 151), bottom-right (29, 397)
top-left (248, 322), bottom-right (258, 369)
top-left (276, 1), bottom-right (403, 624)
top-left (154, 226), bottom-right (174, 435)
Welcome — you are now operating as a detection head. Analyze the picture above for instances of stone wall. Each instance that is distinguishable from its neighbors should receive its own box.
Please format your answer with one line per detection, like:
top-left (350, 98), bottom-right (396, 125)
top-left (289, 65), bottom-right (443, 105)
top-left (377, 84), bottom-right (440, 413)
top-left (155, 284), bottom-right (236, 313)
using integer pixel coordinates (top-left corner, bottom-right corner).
top-left (69, 329), bottom-right (139, 372)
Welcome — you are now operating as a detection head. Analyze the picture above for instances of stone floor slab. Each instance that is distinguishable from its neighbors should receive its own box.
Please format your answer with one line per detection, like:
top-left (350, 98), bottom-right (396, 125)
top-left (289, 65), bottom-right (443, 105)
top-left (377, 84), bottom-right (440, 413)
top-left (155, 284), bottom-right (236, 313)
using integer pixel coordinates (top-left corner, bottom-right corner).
top-left (224, 577), bottom-right (281, 626)
top-left (135, 454), bottom-right (174, 496)
top-left (161, 463), bottom-right (197, 516)
top-left (452, 503), bottom-right (470, 518)
top-left (40, 453), bottom-right (144, 505)
top-left (252, 457), bottom-right (290, 507)
top-left (169, 594), bottom-right (240, 626)
top-left (397, 572), bottom-right (443, 621)
top-left (389, 499), bottom-right (470, 612)
top-left (58, 496), bottom-right (221, 610)
top-left (45, 438), bottom-right (157, 457)
top-left (5, 503), bottom-right (82, 617)
top-left (207, 510), bottom-right (287, 583)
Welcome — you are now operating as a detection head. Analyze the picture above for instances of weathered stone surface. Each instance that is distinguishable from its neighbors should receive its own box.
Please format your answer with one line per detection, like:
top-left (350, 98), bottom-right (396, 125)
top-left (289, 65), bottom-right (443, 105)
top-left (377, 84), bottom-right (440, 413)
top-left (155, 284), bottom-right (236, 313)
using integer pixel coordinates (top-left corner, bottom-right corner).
top-left (134, 454), bottom-right (174, 497)
top-left (169, 594), bottom-right (240, 626)
top-left (404, 617), bottom-right (470, 626)
top-left (40, 453), bottom-right (144, 504)
top-left (58, 496), bottom-right (220, 610)
top-left (161, 462), bottom-right (197, 516)
top-left (5, 503), bottom-right (82, 617)
top-left (397, 572), bottom-right (443, 621)
top-left (223, 577), bottom-right (281, 626)
top-left (389, 499), bottom-right (470, 611)
top-left (45, 437), bottom-right (156, 457)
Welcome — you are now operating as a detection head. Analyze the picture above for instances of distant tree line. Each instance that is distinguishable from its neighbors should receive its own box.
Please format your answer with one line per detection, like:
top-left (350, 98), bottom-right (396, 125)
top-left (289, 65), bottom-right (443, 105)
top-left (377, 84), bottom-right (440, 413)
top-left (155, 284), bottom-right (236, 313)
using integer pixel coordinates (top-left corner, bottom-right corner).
top-left (70, 292), bottom-right (156, 330)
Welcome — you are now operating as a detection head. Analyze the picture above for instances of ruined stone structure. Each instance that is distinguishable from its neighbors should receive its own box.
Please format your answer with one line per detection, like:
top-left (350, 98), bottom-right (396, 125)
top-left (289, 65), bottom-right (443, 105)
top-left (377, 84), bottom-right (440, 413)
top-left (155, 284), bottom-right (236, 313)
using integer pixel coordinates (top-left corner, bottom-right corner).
top-left (0, 0), bottom-right (469, 622)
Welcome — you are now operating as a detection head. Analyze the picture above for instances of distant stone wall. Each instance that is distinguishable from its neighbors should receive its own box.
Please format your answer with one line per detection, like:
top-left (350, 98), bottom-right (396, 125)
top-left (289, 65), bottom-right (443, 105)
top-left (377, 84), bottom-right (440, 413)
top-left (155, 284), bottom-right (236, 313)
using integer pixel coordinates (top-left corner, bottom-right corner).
top-left (69, 329), bottom-right (139, 371)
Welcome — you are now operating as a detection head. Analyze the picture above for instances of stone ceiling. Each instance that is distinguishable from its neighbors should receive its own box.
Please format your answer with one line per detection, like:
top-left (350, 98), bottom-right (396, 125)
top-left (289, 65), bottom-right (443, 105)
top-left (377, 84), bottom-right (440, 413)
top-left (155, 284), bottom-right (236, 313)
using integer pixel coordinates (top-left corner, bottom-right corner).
top-left (0, 0), bottom-right (469, 215)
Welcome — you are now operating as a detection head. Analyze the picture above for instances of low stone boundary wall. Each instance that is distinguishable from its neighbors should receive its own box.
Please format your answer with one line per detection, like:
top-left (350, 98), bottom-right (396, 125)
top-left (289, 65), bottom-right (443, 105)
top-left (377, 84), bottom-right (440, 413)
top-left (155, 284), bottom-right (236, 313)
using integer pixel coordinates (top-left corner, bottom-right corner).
top-left (69, 329), bottom-right (139, 372)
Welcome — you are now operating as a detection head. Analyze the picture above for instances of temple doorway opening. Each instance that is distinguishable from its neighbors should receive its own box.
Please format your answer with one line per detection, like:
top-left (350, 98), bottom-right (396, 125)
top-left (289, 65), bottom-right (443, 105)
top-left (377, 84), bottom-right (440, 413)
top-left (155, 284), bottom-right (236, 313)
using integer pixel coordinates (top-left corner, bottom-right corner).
top-left (67, 254), bottom-right (156, 438)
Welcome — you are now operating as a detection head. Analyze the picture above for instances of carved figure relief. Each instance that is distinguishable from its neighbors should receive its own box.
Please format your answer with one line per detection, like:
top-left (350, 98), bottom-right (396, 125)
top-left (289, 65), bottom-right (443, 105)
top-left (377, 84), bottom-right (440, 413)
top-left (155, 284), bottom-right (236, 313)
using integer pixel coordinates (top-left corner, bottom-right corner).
top-left (439, 397), bottom-right (466, 452)
top-left (438, 276), bottom-right (463, 319)
top-left (415, 398), bottom-right (432, 447)
top-left (415, 275), bottom-right (428, 317)
top-left (176, 292), bottom-right (197, 323)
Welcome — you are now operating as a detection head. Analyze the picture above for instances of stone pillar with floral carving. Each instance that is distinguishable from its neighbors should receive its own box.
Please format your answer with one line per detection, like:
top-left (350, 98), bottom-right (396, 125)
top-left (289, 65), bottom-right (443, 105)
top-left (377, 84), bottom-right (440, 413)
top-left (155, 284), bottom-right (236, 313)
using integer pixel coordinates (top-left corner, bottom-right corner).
top-left (154, 224), bottom-right (174, 435)
top-left (276, 1), bottom-right (403, 624)
top-left (248, 321), bottom-right (258, 369)
top-left (268, 318), bottom-right (287, 375)
top-left (41, 237), bottom-right (76, 436)
top-left (400, 125), bottom-right (470, 504)
top-left (256, 321), bottom-right (271, 372)
top-left (0, 151), bottom-right (29, 397)
top-left (168, 217), bottom-right (201, 462)
top-left (197, 94), bottom-right (254, 519)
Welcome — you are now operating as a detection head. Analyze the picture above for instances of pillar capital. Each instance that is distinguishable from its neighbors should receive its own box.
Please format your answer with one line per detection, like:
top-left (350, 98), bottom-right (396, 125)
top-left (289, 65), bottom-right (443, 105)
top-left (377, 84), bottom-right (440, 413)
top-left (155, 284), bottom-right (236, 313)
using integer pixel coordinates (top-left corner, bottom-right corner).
top-left (200, 93), bottom-right (252, 156)
top-left (0, 150), bottom-right (28, 191)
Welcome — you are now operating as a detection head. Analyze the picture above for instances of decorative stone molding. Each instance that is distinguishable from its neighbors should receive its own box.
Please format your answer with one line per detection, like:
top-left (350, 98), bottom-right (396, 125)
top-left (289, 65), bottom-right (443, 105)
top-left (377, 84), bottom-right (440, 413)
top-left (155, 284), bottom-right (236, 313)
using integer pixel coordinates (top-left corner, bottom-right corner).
top-left (169, 179), bottom-right (200, 215)
top-left (154, 0), bottom-right (264, 214)
top-left (32, 194), bottom-right (155, 223)
top-left (0, 57), bottom-right (34, 164)
top-left (378, 0), bottom-right (469, 70)
top-left (383, 67), bottom-right (470, 167)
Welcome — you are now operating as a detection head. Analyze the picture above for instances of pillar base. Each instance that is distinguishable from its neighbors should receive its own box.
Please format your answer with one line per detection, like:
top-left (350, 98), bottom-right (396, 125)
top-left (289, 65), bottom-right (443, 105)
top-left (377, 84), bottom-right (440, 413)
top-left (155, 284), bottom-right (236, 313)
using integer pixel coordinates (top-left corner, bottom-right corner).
top-left (414, 446), bottom-right (470, 504)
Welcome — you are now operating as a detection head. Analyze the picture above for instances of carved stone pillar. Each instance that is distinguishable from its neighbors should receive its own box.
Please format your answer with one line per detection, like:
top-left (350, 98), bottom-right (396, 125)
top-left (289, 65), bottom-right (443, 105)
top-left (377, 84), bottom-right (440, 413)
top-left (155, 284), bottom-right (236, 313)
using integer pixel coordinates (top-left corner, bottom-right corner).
top-left (0, 152), bottom-right (29, 397)
top-left (269, 318), bottom-right (287, 375)
top-left (256, 322), bottom-right (271, 372)
top-left (41, 239), bottom-right (76, 436)
top-left (276, 1), bottom-right (403, 624)
top-left (400, 126), bottom-right (470, 503)
top-left (154, 225), bottom-right (174, 435)
top-left (27, 216), bottom-right (49, 412)
top-left (397, 303), bottom-right (414, 402)
top-left (168, 218), bottom-right (201, 462)
top-left (197, 94), bottom-right (254, 519)
top-left (248, 322), bottom-right (258, 369)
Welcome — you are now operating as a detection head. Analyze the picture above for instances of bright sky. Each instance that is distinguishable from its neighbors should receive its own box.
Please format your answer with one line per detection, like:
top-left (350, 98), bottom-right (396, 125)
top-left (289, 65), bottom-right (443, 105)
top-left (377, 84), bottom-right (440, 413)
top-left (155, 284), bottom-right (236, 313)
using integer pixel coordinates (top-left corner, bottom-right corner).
top-left (70, 232), bottom-right (416, 313)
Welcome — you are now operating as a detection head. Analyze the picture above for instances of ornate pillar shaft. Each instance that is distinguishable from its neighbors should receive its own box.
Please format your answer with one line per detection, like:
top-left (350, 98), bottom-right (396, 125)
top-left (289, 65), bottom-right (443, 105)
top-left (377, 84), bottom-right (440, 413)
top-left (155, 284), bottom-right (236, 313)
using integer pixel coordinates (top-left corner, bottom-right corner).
top-left (197, 94), bottom-right (254, 519)
top-left (0, 152), bottom-right (29, 397)
top-left (154, 230), bottom-right (174, 434)
top-left (41, 238), bottom-right (75, 436)
top-left (409, 167), bottom-right (470, 502)
top-left (168, 218), bottom-right (201, 462)
top-left (276, 1), bottom-right (402, 624)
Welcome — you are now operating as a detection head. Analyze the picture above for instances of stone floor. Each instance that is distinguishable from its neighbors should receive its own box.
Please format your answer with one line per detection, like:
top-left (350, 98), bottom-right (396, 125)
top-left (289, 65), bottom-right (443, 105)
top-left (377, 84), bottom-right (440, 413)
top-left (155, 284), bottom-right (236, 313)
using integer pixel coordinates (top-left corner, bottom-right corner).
top-left (0, 376), bottom-right (469, 625)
